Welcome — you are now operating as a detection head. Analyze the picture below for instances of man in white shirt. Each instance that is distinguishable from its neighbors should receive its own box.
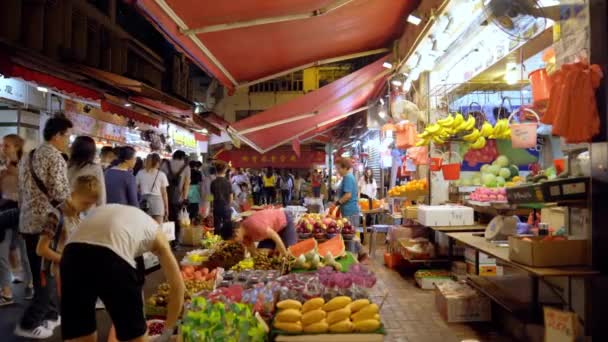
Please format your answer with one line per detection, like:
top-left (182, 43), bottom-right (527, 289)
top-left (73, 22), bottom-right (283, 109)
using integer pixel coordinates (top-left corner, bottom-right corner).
top-left (60, 205), bottom-right (184, 342)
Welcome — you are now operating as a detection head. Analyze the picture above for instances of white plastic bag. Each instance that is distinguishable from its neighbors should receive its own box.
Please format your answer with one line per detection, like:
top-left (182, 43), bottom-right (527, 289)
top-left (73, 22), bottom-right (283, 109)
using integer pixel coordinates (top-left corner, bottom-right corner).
top-left (179, 207), bottom-right (190, 227)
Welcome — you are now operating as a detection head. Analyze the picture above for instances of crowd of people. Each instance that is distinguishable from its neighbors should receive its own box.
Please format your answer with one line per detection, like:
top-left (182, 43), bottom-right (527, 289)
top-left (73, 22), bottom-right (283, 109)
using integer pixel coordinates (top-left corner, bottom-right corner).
top-left (0, 113), bottom-right (379, 341)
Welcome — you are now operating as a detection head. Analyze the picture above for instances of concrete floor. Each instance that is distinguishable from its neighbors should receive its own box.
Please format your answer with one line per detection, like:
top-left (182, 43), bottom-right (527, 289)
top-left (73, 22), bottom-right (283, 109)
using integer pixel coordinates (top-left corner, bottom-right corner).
top-left (0, 247), bottom-right (513, 342)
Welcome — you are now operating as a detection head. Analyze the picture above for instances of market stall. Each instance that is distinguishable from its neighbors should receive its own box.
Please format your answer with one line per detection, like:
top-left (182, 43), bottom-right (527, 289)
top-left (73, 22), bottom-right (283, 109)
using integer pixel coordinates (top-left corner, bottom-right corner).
top-left (370, 0), bottom-right (603, 340)
top-left (141, 210), bottom-right (388, 341)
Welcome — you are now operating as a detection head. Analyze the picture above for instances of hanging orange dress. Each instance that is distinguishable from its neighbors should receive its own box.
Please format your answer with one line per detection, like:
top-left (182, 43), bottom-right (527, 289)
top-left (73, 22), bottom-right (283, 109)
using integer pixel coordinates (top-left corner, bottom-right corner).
top-left (395, 122), bottom-right (417, 149)
top-left (542, 61), bottom-right (603, 143)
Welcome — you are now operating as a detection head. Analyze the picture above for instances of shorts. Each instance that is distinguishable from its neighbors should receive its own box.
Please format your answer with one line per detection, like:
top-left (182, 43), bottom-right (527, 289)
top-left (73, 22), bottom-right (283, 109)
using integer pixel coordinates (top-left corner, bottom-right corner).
top-left (60, 243), bottom-right (146, 341)
top-left (142, 194), bottom-right (164, 216)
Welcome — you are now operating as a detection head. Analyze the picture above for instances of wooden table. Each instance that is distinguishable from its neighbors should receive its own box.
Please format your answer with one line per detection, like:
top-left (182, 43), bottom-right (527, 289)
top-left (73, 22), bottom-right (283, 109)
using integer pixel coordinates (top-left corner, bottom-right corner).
top-left (445, 232), bottom-right (598, 278)
top-left (429, 224), bottom-right (487, 233)
top-left (446, 232), bottom-right (599, 321)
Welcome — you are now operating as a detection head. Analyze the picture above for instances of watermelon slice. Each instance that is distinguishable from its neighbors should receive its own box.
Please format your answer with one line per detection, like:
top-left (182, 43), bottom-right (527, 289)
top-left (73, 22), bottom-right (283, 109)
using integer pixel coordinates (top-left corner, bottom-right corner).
top-left (288, 238), bottom-right (317, 258)
top-left (317, 235), bottom-right (346, 258)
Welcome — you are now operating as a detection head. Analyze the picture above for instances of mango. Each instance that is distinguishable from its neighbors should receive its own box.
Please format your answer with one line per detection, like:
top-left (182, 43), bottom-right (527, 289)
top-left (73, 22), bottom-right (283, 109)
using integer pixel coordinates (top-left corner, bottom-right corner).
top-left (353, 319), bottom-right (381, 332)
top-left (275, 308), bottom-right (302, 323)
top-left (350, 299), bottom-right (370, 313)
top-left (274, 321), bottom-right (302, 333)
top-left (302, 297), bottom-right (325, 313)
top-left (329, 319), bottom-right (354, 333)
top-left (322, 296), bottom-right (352, 312)
top-left (302, 309), bottom-right (326, 325)
top-left (351, 303), bottom-right (379, 322)
top-left (326, 307), bottom-right (351, 325)
top-left (303, 319), bottom-right (329, 333)
top-left (277, 299), bottom-right (302, 310)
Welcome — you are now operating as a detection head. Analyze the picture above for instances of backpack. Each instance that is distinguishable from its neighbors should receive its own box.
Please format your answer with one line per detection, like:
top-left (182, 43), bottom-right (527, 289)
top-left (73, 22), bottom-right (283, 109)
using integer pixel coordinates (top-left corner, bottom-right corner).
top-left (166, 162), bottom-right (187, 205)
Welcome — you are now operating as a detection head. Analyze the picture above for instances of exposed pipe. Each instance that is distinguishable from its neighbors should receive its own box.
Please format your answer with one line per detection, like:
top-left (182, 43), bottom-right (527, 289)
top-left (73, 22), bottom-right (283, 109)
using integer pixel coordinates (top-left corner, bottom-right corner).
top-left (237, 48), bottom-right (389, 89)
top-left (181, 0), bottom-right (356, 35)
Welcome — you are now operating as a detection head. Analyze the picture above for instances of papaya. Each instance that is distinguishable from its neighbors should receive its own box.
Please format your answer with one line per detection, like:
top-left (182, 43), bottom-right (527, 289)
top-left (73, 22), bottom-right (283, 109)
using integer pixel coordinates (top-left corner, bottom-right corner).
top-left (326, 307), bottom-right (351, 325)
top-left (274, 321), bottom-right (303, 333)
top-left (275, 309), bottom-right (302, 323)
top-left (302, 309), bottom-right (326, 326)
top-left (350, 299), bottom-right (370, 313)
top-left (322, 296), bottom-right (352, 312)
top-left (353, 319), bottom-right (381, 332)
top-left (329, 319), bottom-right (354, 333)
top-left (302, 297), bottom-right (325, 313)
top-left (303, 319), bottom-right (329, 333)
top-left (277, 299), bottom-right (302, 311)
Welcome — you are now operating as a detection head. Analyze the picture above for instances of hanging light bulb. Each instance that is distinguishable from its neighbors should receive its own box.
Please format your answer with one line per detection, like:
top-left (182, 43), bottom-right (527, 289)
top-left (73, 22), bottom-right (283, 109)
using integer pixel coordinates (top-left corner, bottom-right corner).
top-left (505, 62), bottom-right (520, 85)
top-left (391, 79), bottom-right (403, 87)
top-left (402, 79), bottom-right (412, 92)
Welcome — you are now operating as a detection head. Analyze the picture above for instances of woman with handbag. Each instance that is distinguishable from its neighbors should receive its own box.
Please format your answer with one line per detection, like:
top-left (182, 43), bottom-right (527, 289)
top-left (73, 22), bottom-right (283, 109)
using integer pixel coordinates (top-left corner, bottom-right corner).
top-left (136, 153), bottom-right (169, 224)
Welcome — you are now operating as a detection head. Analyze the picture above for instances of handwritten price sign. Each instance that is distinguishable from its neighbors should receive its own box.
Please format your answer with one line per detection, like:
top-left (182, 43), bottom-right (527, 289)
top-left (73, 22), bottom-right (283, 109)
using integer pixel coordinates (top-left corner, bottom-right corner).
top-left (544, 307), bottom-right (577, 342)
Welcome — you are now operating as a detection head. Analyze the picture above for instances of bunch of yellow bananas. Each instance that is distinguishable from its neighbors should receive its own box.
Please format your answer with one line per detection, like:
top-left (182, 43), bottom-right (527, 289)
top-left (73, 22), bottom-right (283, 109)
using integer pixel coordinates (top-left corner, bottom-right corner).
top-left (489, 119), bottom-right (511, 139)
top-left (416, 113), bottom-right (477, 146)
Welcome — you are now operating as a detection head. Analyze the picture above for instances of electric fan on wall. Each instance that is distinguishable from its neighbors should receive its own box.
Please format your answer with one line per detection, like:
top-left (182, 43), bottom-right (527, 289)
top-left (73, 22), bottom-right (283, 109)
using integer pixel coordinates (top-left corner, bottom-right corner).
top-left (482, 0), bottom-right (548, 41)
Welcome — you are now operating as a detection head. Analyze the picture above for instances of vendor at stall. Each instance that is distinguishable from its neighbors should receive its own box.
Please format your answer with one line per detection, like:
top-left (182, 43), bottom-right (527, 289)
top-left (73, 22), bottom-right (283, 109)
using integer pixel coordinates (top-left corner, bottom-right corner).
top-left (59, 204), bottom-right (184, 342)
top-left (234, 208), bottom-right (297, 256)
top-left (331, 158), bottom-right (360, 226)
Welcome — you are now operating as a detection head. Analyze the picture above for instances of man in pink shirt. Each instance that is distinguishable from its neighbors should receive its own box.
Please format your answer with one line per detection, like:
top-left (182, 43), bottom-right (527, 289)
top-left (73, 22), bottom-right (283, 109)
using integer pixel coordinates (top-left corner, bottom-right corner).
top-left (234, 208), bottom-right (297, 256)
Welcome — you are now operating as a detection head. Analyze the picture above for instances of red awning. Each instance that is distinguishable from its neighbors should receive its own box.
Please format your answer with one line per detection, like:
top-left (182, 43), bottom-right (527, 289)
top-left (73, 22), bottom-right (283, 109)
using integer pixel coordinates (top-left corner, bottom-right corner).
top-left (135, 0), bottom-right (415, 91)
top-left (230, 56), bottom-right (389, 152)
top-left (0, 55), bottom-right (102, 101)
top-left (215, 147), bottom-right (325, 169)
top-left (129, 96), bottom-right (191, 117)
top-left (101, 100), bottom-right (159, 127)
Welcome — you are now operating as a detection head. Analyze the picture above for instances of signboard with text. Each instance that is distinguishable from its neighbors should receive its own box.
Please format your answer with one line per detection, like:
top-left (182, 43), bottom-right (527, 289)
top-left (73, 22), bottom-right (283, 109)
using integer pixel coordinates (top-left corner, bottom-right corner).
top-left (216, 149), bottom-right (325, 169)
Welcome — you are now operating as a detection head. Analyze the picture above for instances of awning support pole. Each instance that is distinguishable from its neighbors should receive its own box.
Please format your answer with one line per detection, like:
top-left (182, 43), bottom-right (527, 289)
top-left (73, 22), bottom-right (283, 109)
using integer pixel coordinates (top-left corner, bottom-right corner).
top-left (181, 0), bottom-right (356, 35)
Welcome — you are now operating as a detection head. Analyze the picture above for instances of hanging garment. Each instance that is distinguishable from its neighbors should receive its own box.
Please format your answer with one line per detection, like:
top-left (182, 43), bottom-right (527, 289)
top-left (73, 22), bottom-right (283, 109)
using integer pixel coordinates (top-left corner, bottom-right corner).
top-left (542, 61), bottom-right (603, 143)
top-left (395, 122), bottom-right (417, 149)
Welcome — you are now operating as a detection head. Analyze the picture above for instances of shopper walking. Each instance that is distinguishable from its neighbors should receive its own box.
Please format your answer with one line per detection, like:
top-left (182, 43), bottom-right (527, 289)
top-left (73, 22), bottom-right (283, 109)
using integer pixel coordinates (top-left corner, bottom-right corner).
top-left (136, 153), bottom-right (169, 224)
top-left (161, 150), bottom-right (190, 248)
top-left (0, 134), bottom-right (32, 305)
top-left (293, 173), bottom-right (304, 201)
top-left (200, 165), bottom-right (215, 218)
top-left (68, 135), bottom-right (107, 207)
top-left (262, 169), bottom-right (276, 205)
top-left (250, 170), bottom-right (262, 205)
top-left (280, 172), bottom-right (294, 207)
top-left (358, 168), bottom-right (378, 200)
top-left (187, 161), bottom-right (203, 219)
top-left (311, 169), bottom-right (322, 198)
top-left (104, 146), bottom-right (138, 207)
top-left (210, 162), bottom-right (233, 239)
top-left (59, 204), bottom-right (184, 342)
top-left (99, 146), bottom-right (116, 171)
top-left (16, 114), bottom-right (72, 339)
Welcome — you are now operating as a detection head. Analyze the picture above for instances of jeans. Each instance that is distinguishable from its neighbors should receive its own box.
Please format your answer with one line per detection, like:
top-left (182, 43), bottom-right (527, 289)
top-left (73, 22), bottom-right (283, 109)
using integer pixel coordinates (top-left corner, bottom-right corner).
top-left (20, 233), bottom-right (59, 329)
top-left (213, 205), bottom-right (232, 240)
top-left (281, 190), bottom-right (291, 207)
top-left (0, 230), bottom-right (32, 291)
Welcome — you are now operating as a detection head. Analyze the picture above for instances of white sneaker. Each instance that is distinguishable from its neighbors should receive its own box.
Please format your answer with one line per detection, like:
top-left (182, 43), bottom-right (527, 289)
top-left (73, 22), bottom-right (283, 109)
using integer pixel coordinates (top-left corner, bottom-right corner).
top-left (43, 316), bottom-right (61, 331)
top-left (14, 324), bottom-right (53, 339)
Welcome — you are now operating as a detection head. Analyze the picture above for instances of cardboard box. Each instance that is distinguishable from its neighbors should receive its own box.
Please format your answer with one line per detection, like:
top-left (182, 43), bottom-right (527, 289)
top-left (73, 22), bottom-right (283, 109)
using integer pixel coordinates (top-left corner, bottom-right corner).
top-left (388, 226), bottom-right (427, 253)
top-left (417, 205), bottom-right (474, 227)
top-left (415, 270), bottom-right (452, 290)
top-left (181, 225), bottom-right (203, 246)
top-left (464, 248), bottom-right (497, 265)
top-left (508, 236), bottom-right (588, 267)
top-left (435, 281), bottom-right (491, 323)
top-left (465, 261), bottom-right (503, 276)
top-left (478, 265), bottom-right (504, 277)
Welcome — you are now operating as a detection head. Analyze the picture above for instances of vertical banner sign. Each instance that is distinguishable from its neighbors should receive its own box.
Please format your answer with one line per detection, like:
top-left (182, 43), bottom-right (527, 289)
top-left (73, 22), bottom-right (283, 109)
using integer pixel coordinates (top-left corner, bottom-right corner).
top-left (292, 138), bottom-right (301, 158)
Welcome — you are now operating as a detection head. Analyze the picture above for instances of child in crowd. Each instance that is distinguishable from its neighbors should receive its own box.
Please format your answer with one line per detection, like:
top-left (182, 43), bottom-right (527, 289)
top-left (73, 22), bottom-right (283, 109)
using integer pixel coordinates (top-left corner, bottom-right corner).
top-left (36, 175), bottom-right (101, 294)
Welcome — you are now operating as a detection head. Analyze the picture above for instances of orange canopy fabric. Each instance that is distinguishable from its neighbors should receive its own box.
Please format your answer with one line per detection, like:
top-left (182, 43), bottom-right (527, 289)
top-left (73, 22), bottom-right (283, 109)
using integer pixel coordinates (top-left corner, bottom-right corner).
top-left (135, 0), bottom-right (415, 91)
top-left (230, 56), bottom-right (389, 152)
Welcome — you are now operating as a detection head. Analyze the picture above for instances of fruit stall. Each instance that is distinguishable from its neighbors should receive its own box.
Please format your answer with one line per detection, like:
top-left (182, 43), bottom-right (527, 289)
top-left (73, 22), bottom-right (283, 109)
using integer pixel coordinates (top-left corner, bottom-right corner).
top-left (364, 0), bottom-right (605, 339)
top-left (142, 211), bottom-right (386, 341)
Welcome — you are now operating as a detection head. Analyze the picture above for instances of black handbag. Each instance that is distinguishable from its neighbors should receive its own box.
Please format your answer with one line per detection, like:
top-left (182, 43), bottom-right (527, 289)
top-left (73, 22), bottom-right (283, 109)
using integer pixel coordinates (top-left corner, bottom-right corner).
top-left (140, 170), bottom-right (160, 213)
